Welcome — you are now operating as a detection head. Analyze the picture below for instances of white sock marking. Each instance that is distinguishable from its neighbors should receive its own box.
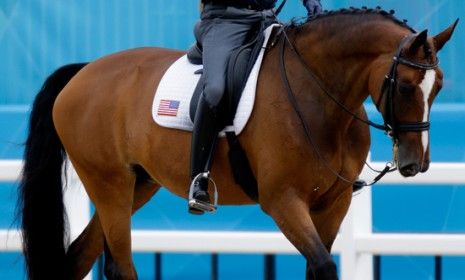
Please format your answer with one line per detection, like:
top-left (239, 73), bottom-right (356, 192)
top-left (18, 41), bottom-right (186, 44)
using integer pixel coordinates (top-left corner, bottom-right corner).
top-left (419, 70), bottom-right (436, 153)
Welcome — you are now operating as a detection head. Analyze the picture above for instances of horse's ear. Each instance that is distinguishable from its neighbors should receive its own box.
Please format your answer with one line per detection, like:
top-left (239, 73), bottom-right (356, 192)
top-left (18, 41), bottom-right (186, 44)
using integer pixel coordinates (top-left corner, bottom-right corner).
top-left (408, 29), bottom-right (428, 54)
top-left (433, 19), bottom-right (459, 52)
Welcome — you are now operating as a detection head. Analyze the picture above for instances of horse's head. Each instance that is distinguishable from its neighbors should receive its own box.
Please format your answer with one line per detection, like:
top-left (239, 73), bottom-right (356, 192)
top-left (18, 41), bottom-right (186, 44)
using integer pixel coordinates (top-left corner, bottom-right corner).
top-left (371, 20), bottom-right (458, 177)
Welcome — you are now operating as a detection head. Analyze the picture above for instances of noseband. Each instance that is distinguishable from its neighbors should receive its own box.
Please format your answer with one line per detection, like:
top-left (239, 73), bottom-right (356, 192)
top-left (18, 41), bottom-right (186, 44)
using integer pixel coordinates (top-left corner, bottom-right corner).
top-left (376, 34), bottom-right (439, 138)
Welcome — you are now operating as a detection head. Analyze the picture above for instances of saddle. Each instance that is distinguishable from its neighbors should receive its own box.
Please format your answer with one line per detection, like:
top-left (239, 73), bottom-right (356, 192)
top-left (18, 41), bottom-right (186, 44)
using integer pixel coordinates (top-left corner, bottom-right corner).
top-left (187, 23), bottom-right (268, 127)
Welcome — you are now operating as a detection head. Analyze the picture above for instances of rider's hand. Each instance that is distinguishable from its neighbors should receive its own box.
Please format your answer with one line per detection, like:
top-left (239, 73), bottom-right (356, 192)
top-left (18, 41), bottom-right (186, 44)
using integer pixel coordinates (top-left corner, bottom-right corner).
top-left (304, 0), bottom-right (322, 17)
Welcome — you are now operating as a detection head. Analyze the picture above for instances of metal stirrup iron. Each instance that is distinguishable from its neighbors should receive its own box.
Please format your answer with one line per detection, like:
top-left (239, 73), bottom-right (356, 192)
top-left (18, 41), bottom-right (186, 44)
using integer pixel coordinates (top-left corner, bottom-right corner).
top-left (188, 172), bottom-right (218, 213)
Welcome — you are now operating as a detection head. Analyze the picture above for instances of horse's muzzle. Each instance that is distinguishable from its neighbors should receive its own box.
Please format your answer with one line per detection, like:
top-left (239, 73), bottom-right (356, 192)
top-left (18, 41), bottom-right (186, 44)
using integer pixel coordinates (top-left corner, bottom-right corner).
top-left (399, 162), bottom-right (420, 177)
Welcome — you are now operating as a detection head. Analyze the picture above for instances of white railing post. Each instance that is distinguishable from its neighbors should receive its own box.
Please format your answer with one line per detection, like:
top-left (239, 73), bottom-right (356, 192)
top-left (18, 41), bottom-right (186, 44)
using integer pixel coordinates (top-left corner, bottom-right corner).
top-left (338, 152), bottom-right (374, 280)
top-left (339, 187), bottom-right (373, 280)
top-left (64, 161), bottom-right (91, 240)
top-left (64, 161), bottom-right (92, 280)
top-left (0, 160), bottom-right (22, 181)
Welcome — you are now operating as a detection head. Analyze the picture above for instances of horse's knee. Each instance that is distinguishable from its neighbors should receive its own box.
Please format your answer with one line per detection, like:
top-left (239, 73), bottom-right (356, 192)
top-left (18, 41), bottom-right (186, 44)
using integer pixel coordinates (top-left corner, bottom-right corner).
top-left (307, 260), bottom-right (338, 280)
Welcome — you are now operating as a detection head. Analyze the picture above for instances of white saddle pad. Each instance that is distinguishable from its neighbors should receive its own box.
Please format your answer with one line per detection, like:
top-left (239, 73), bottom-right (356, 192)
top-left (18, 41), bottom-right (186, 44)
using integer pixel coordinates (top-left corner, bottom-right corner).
top-left (152, 24), bottom-right (279, 136)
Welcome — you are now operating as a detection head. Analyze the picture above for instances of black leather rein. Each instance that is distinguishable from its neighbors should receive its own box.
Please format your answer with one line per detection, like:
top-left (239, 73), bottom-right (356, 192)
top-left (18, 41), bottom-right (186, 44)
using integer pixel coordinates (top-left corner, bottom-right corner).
top-left (277, 28), bottom-right (439, 186)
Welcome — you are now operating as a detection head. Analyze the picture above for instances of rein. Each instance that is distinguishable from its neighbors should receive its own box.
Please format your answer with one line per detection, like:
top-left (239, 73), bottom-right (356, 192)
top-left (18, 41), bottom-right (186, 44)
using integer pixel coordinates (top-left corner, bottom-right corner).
top-left (277, 26), bottom-right (438, 187)
top-left (277, 31), bottom-right (381, 186)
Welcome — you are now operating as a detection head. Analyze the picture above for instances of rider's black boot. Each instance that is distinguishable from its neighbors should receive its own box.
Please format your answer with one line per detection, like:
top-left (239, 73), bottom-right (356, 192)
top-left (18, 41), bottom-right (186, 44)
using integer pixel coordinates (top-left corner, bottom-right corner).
top-left (188, 96), bottom-right (219, 215)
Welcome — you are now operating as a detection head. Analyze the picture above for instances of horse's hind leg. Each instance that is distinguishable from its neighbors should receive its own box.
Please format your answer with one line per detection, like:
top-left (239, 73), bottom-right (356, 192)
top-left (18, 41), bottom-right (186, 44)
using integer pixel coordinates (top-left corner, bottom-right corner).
top-left (95, 179), bottom-right (136, 279)
top-left (66, 214), bottom-right (103, 279)
top-left (261, 190), bottom-right (338, 280)
top-left (66, 179), bottom-right (161, 279)
top-left (101, 178), bottom-right (162, 280)
top-left (66, 162), bottom-right (140, 280)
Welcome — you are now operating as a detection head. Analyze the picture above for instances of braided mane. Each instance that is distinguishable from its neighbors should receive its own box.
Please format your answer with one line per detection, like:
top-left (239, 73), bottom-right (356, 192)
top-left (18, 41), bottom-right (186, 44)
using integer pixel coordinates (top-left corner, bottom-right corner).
top-left (290, 6), bottom-right (416, 33)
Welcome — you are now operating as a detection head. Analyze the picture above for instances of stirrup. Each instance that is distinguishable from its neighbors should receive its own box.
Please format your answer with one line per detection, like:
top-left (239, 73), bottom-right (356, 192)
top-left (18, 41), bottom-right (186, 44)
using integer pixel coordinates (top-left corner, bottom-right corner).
top-left (188, 172), bottom-right (218, 213)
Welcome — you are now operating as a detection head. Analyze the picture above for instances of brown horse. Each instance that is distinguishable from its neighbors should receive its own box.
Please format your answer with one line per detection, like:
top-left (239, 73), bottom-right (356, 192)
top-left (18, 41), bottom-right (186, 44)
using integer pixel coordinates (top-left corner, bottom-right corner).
top-left (18, 8), bottom-right (457, 280)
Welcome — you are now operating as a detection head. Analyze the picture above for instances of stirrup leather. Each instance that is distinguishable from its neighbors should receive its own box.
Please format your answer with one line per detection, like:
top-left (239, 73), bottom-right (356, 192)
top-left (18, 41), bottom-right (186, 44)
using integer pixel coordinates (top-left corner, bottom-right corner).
top-left (188, 172), bottom-right (218, 213)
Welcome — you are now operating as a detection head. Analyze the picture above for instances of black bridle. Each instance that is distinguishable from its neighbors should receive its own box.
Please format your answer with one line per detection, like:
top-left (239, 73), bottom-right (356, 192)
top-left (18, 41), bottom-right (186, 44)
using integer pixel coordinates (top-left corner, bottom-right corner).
top-left (376, 34), bottom-right (439, 138)
top-left (277, 27), bottom-right (439, 186)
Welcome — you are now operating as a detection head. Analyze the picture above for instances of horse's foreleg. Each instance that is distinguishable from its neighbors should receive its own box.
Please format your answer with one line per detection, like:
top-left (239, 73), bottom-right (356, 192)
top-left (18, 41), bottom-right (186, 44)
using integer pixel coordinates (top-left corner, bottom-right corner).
top-left (261, 191), bottom-right (338, 280)
top-left (311, 186), bottom-right (353, 252)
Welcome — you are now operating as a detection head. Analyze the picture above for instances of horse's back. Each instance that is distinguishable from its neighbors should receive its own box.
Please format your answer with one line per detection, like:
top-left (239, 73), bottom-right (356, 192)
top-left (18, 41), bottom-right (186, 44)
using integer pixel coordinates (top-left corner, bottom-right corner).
top-left (53, 47), bottom-right (183, 169)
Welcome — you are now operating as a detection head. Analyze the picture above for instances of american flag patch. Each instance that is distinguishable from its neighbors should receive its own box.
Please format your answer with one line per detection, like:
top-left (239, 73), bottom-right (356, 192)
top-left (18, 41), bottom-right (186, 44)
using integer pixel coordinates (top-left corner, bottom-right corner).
top-left (157, 99), bottom-right (180, 116)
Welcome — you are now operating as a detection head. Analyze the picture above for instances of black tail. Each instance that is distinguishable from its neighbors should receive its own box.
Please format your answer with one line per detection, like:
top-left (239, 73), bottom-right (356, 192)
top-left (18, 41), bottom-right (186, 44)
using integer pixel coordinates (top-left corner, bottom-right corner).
top-left (17, 63), bottom-right (87, 279)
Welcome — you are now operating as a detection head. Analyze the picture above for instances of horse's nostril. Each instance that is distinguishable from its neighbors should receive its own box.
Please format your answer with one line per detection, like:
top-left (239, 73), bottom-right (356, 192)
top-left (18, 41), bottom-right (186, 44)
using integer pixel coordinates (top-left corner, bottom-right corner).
top-left (400, 163), bottom-right (420, 177)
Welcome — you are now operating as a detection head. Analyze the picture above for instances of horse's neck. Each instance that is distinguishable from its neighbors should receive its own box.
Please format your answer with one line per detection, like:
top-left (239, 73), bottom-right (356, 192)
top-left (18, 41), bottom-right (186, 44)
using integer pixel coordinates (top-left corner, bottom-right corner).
top-left (289, 21), bottom-right (407, 129)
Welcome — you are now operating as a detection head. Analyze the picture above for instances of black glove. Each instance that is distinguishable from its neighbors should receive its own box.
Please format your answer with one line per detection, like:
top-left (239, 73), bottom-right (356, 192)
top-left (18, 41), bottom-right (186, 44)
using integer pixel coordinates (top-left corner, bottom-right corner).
top-left (304, 0), bottom-right (322, 17)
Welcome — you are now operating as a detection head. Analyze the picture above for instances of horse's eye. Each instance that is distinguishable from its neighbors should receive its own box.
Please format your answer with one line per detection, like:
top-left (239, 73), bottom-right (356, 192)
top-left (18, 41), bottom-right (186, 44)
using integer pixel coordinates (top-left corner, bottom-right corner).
top-left (398, 82), bottom-right (416, 94)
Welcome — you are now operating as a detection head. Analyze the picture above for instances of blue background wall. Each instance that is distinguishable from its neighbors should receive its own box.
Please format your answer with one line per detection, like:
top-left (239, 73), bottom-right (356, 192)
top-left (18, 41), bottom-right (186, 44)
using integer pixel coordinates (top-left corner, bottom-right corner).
top-left (0, 1), bottom-right (464, 279)
top-left (0, 0), bottom-right (464, 105)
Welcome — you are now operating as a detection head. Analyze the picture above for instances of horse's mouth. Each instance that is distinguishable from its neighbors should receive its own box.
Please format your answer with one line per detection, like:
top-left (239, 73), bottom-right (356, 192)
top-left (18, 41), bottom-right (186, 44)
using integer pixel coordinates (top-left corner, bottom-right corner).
top-left (393, 142), bottom-right (423, 177)
top-left (399, 163), bottom-right (420, 177)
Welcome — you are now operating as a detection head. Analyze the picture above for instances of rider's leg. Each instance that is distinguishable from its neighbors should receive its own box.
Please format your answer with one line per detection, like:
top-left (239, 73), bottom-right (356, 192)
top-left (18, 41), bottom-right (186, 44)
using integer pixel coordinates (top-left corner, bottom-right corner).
top-left (188, 95), bottom-right (219, 214)
top-left (188, 5), bottom-right (268, 214)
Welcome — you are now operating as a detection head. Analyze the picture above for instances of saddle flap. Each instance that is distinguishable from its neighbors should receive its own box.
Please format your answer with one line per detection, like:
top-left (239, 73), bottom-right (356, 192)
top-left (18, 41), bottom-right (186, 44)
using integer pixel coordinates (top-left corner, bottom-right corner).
top-left (226, 31), bottom-right (266, 124)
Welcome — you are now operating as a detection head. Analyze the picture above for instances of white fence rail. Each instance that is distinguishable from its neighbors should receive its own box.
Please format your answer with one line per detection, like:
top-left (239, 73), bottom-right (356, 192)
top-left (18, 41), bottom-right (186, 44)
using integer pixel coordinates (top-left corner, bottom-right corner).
top-left (1, 160), bottom-right (465, 280)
